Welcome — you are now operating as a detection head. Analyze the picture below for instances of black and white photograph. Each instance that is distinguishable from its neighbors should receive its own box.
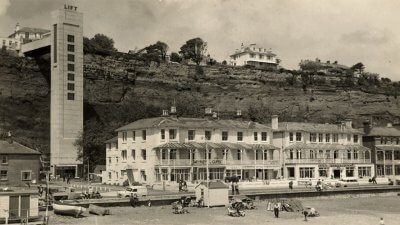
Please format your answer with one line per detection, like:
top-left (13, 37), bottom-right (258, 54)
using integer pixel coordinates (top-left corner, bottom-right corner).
top-left (0, 0), bottom-right (399, 224)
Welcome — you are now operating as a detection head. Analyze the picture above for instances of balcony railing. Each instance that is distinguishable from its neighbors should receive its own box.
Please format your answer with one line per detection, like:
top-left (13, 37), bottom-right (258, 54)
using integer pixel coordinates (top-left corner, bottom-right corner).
top-left (285, 158), bottom-right (371, 164)
top-left (155, 159), bottom-right (280, 166)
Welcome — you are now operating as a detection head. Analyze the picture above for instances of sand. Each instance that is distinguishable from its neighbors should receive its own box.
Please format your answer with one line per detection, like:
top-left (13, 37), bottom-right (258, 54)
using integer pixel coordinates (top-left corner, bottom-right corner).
top-left (46, 195), bottom-right (400, 225)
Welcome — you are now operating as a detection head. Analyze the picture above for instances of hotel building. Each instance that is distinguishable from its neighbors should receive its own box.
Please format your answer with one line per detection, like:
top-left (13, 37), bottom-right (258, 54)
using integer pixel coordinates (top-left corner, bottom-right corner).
top-left (229, 43), bottom-right (280, 69)
top-left (273, 120), bottom-right (374, 180)
top-left (362, 122), bottom-right (400, 179)
top-left (103, 108), bottom-right (280, 185)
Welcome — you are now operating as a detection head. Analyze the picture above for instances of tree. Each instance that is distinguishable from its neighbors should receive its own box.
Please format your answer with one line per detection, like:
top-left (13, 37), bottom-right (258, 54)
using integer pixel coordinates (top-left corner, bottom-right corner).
top-left (351, 62), bottom-right (365, 74)
top-left (170, 52), bottom-right (182, 63)
top-left (222, 60), bottom-right (227, 65)
top-left (179, 37), bottom-right (207, 65)
top-left (83, 34), bottom-right (117, 56)
top-left (144, 41), bottom-right (169, 61)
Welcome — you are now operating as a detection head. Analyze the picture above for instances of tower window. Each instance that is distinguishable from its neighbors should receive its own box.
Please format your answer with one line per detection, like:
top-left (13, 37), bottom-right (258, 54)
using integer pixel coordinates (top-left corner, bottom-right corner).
top-left (67, 64), bottom-right (75, 71)
top-left (67, 44), bottom-right (75, 52)
top-left (67, 83), bottom-right (75, 91)
top-left (67, 34), bottom-right (75, 43)
top-left (67, 54), bottom-right (75, 62)
top-left (67, 73), bottom-right (75, 81)
top-left (67, 93), bottom-right (75, 100)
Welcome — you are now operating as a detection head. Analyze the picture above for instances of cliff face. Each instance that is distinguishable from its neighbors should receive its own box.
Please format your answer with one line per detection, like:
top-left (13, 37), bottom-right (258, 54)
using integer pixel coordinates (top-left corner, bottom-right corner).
top-left (1, 53), bottom-right (400, 154)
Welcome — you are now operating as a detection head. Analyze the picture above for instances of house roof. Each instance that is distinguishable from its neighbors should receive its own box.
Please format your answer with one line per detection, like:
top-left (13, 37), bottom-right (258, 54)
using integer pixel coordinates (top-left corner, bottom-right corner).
top-left (196, 180), bottom-right (228, 189)
top-left (275, 122), bottom-right (363, 134)
top-left (8, 27), bottom-right (50, 38)
top-left (284, 142), bottom-right (370, 152)
top-left (105, 136), bottom-right (118, 143)
top-left (0, 140), bottom-right (41, 155)
top-left (364, 127), bottom-right (400, 137)
top-left (154, 142), bottom-right (277, 151)
top-left (115, 117), bottom-right (271, 132)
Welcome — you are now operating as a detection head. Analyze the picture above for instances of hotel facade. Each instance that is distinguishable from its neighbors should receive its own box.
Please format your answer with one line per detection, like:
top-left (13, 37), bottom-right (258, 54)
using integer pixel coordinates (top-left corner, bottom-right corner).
top-left (104, 110), bottom-right (378, 185)
top-left (104, 109), bottom-right (280, 185)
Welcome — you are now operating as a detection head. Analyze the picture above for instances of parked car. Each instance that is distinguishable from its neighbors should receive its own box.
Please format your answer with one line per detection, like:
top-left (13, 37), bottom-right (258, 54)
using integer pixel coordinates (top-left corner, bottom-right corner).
top-left (335, 178), bottom-right (359, 187)
top-left (117, 186), bottom-right (148, 197)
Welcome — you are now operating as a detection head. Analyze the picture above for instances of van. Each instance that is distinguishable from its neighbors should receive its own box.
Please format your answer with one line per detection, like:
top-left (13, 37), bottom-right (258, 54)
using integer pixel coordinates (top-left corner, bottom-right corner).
top-left (117, 185), bottom-right (148, 197)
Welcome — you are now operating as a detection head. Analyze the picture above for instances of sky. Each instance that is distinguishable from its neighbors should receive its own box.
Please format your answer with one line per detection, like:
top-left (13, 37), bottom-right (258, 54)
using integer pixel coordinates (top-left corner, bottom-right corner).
top-left (0, 0), bottom-right (399, 80)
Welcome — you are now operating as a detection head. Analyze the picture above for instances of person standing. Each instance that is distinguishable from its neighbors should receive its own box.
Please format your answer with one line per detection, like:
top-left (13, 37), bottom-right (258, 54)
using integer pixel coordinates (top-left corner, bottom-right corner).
top-left (289, 180), bottom-right (293, 190)
top-left (379, 217), bottom-right (385, 225)
top-left (231, 182), bottom-right (235, 195)
top-left (235, 182), bottom-right (239, 195)
top-left (273, 202), bottom-right (279, 218)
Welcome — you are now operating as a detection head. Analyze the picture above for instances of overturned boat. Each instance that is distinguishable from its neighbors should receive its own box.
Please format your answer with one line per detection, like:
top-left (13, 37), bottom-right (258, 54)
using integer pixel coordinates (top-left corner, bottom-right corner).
top-left (53, 203), bottom-right (85, 217)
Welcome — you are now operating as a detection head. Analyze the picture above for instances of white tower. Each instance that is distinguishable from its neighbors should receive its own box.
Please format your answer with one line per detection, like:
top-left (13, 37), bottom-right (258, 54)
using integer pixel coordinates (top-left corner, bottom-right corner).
top-left (50, 4), bottom-right (83, 178)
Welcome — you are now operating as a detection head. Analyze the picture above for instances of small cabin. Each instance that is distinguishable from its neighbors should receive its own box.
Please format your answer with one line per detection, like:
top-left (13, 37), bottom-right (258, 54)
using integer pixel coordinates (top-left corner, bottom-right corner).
top-left (195, 181), bottom-right (229, 207)
top-left (0, 190), bottom-right (39, 223)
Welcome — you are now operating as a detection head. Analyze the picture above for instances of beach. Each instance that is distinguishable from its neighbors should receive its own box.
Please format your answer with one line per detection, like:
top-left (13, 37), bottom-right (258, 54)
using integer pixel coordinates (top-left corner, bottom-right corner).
top-left (46, 195), bottom-right (400, 225)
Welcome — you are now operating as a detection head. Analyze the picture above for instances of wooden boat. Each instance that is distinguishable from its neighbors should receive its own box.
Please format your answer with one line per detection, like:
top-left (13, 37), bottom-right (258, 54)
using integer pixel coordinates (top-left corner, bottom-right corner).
top-left (88, 204), bottom-right (110, 216)
top-left (53, 203), bottom-right (85, 217)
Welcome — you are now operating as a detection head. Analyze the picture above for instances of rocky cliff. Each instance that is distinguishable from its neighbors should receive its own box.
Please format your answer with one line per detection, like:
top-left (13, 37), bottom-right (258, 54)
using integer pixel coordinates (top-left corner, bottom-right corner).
top-left (1, 52), bottom-right (399, 156)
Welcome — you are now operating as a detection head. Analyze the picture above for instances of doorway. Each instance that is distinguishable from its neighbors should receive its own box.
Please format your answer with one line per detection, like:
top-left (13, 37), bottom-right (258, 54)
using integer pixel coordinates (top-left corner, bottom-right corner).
top-left (333, 169), bottom-right (341, 179)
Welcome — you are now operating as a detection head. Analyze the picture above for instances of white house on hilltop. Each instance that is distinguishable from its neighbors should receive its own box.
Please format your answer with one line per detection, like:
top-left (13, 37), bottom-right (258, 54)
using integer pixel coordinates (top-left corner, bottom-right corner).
top-left (229, 43), bottom-right (280, 69)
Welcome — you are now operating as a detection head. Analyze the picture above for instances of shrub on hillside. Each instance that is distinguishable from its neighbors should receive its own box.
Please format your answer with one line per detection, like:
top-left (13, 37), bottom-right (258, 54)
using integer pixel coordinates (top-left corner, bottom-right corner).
top-left (84, 34), bottom-right (117, 56)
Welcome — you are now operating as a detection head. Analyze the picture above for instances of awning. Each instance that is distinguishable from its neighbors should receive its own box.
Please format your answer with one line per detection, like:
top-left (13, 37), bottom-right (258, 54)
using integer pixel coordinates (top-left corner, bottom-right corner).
top-left (154, 142), bottom-right (277, 151)
top-left (284, 143), bottom-right (370, 151)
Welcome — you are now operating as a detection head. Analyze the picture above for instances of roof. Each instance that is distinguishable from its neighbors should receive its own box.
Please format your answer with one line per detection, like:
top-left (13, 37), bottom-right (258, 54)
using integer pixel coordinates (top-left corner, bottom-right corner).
top-left (115, 117), bottom-right (271, 132)
top-left (196, 180), bottom-right (228, 189)
top-left (375, 145), bottom-right (400, 151)
top-left (93, 165), bottom-right (106, 174)
top-left (275, 122), bottom-right (362, 134)
top-left (105, 136), bottom-right (118, 143)
top-left (154, 142), bottom-right (277, 151)
top-left (8, 27), bottom-right (50, 38)
top-left (284, 143), bottom-right (370, 151)
top-left (364, 127), bottom-right (400, 137)
top-left (0, 140), bottom-right (41, 155)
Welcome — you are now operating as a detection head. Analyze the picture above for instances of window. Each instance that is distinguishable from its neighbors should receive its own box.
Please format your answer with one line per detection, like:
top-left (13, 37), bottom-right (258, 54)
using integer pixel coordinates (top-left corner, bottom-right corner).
top-left (121, 150), bottom-right (127, 160)
top-left (289, 150), bottom-right (294, 159)
top-left (347, 134), bottom-right (351, 142)
top-left (122, 132), bottom-right (127, 142)
top-left (353, 135), bottom-right (359, 143)
top-left (347, 150), bottom-right (352, 159)
top-left (237, 150), bottom-right (241, 160)
top-left (67, 83), bottom-right (75, 91)
top-left (132, 131), bottom-right (136, 141)
top-left (309, 150), bottom-right (315, 159)
top-left (346, 167), bottom-right (354, 177)
top-left (358, 167), bottom-right (371, 177)
top-left (67, 93), bottom-right (74, 100)
top-left (116, 157), bottom-right (119, 163)
top-left (326, 134), bottom-right (330, 142)
top-left (254, 132), bottom-right (258, 141)
top-left (300, 167), bottom-right (315, 178)
top-left (142, 130), bottom-right (146, 141)
top-left (205, 130), bottom-right (211, 141)
top-left (333, 134), bottom-right (339, 143)
top-left (67, 63), bottom-right (75, 71)
top-left (261, 132), bottom-right (267, 142)
top-left (0, 170), bottom-right (7, 180)
top-left (160, 129), bottom-right (165, 140)
top-left (377, 151), bottom-right (384, 161)
top-left (296, 132), bottom-right (302, 141)
top-left (222, 131), bottom-right (228, 141)
top-left (131, 149), bottom-right (136, 160)
top-left (353, 150), bottom-right (358, 159)
top-left (108, 157), bottom-right (111, 164)
top-left (394, 151), bottom-right (400, 160)
top-left (108, 172), bottom-right (112, 179)
top-left (1, 156), bottom-right (7, 164)
top-left (67, 34), bottom-right (74, 42)
top-left (310, 133), bottom-right (317, 142)
top-left (333, 150), bottom-right (339, 159)
top-left (205, 149), bottom-right (212, 160)
top-left (385, 151), bottom-right (392, 160)
top-left (237, 132), bottom-right (243, 141)
top-left (53, 24), bottom-right (57, 63)
top-left (67, 73), bottom-right (75, 81)
top-left (169, 149), bottom-right (176, 160)
top-left (325, 150), bottom-right (331, 159)
top-left (318, 150), bottom-right (324, 158)
top-left (289, 132), bottom-right (294, 142)
top-left (67, 54), bottom-right (75, 62)
top-left (67, 44), bottom-right (75, 52)
top-left (141, 149), bottom-right (147, 160)
top-left (319, 168), bottom-right (328, 177)
top-left (318, 134), bottom-right (323, 142)
top-left (385, 165), bottom-right (393, 175)
top-left (188, 130), bottom-right (195, 141)
top-left (169, 129), bottom-right (176, 140)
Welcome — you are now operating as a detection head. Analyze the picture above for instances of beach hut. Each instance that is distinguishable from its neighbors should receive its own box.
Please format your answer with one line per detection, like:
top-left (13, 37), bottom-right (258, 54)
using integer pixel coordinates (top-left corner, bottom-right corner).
top-left (0, 190), bottom-right (39, 224)
top-left (195, 181), bottom-right (229, 207)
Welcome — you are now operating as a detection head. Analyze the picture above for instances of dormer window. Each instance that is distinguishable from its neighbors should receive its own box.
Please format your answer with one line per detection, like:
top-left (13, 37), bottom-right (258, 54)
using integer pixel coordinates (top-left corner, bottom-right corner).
top-left (188, 130), bottom-right (195, 141)
top-left (169, 129), bottom-right (176, 140)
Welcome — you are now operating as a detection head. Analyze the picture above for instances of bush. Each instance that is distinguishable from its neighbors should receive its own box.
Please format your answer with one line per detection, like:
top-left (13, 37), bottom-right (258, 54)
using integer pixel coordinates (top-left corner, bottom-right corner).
top-left (123, 179), bottom-right (129, 187)
top-left (84, 34), bottom-right (117, 56)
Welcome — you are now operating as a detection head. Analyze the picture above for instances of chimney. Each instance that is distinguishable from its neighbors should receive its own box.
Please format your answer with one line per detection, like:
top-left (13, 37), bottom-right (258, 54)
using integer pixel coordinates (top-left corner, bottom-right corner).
top-left (344, 119), bottom-right (352, 129)
top-left (363, 120), bottom-right (371, 135)
top-left (170, 106), bottom-right (177, 117)
top-left (15, 23), bottom-right (20, 32)
top-left (387, 122), bottom-right (393, 128)
top-left (162, 109), bottom-right (169, 117)
top-left (271, 115), bottom-right (279, 130)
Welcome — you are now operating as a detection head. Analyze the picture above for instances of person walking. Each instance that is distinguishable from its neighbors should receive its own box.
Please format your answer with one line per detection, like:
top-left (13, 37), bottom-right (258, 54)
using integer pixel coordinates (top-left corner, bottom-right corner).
top-left (379, 217), bottom-right (385, 225)
top-left (235, 182), bottom-right (240, 195)
top-left (231, 182), bottom-right (235, 195)
top-left (273, 202), bottom-right (280, 218)
top-left (372, 176), bottom-right (377, 184)
top-left (289, 180), bottom-right (293, 190)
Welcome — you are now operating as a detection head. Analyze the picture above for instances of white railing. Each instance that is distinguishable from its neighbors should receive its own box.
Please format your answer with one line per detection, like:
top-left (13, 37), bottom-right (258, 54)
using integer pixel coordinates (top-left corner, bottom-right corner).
top-left (285, 158), bottom-right (371, 164)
